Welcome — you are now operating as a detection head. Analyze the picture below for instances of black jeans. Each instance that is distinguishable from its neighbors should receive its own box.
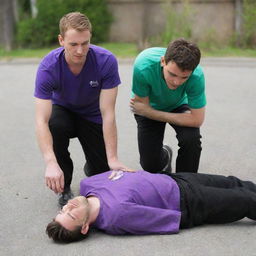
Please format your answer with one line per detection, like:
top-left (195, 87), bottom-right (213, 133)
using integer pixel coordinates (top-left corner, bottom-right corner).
top-left (49, 105), bottom-right (109, 189)
top-left (169, 172), bottom-right (256, 228)
top-left (134, 104), bottom-right (202, 173)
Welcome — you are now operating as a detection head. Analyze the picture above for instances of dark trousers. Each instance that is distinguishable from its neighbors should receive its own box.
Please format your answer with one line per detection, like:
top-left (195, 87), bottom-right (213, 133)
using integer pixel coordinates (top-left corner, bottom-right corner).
top-left (169, 172), bottom-right (256, 228)
top-left (134, 104), bottom-right (202, 173)
top-left (49, 105), bottom-right (109, 189)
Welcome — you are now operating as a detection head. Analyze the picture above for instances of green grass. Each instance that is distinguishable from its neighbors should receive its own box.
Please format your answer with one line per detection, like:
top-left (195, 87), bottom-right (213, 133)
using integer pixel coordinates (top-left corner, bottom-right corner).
top-left (1, 43), bottom-right (256, 59)
top-left (0, 42), bottom-right (138, 59)
top-left (99, 43), bottom-right (138, 58)
top-left (201, 47), bottom-right (256, 58)
top-left (0, 46), bottom-right (58, 59)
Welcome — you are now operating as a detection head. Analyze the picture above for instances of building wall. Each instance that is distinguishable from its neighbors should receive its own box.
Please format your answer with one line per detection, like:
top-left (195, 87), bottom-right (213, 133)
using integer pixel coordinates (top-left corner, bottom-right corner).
top-left (107, 0), bottom-right (236, 44)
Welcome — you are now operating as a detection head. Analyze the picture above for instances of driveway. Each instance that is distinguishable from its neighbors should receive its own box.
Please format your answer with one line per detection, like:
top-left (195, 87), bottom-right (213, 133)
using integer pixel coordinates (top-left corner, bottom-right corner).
top-left (1, 57), bottom-right (256, 256)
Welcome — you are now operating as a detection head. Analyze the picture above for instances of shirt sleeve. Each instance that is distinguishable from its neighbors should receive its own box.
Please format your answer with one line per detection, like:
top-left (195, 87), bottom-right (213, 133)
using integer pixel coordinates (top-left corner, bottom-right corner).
top-left (109, 202), bottom-right (181, 235)
top-left (34, 63), bottom-right (55, 99)
top-left (186, 70), bottom-right (206, 109)
top-left (132, 65), bottom-right (150, 97)
top-left (100, 54), bottom-right (121, 90)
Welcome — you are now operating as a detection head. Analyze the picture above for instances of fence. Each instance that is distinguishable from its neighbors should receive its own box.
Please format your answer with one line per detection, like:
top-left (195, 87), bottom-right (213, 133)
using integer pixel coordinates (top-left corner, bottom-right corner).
top-left (107, 0), bottom-right (241, 45)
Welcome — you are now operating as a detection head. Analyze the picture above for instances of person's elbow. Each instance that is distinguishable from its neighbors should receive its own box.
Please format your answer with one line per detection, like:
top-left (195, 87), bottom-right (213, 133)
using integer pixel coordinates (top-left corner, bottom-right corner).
top-left (194, 119), bottom-right (204, 128)
top-left (35, 115), bottom-right (49, 128)
top-left (190, 107), bottom-right (205, 127)
top-left (191, 115), bottom-right (205, 128)
top-left (101, 108), bottom-right (116, 125)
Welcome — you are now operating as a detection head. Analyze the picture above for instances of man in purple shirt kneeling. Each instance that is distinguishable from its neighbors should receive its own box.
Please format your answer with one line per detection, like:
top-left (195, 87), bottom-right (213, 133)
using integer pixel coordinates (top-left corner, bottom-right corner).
top-left (34, 12), bottom-right (133, 207)
top-left (46, 170), bottom-right (256, 243)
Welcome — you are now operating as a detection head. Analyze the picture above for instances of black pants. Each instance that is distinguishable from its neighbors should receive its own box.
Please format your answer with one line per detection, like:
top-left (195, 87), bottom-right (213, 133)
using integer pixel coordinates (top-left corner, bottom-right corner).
top-left (134, 104), bottom-right (202, 173)
top-left (169, 172), bottom-right (256, 228)
top-left (49, 105), bottom-right (109, 189)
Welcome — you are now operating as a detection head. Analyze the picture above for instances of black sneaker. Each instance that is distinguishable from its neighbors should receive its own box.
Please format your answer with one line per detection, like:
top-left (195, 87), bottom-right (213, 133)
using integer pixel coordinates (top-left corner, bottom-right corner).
top-left (161, 145), bottom-right (173, 174)
top-left (58, 188), bottom-right (74, 208)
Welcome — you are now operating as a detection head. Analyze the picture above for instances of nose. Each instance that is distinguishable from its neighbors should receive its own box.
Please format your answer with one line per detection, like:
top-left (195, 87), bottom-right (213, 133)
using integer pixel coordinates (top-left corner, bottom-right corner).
top-left (173, 79), bottom-right (179, 86)
top-left (63, 202), bottom-right (75, 211)
top-left (67, 204), bottom-right (73, 210)
top-left (173, 78), bottom-right (182, 86)
top-left (68, 198), bottom-right (79, 207)
top-left (77, 45), bottom-right (83, 54)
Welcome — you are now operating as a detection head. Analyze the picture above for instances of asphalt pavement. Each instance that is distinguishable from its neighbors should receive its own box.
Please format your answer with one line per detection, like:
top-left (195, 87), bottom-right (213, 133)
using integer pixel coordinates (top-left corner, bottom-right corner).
top-left (1, 57), bottom-right (256, 256)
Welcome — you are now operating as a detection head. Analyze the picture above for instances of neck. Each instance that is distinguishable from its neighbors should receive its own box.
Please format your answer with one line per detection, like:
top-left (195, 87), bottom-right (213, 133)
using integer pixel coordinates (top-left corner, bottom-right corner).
top-left (87, 196), bottom-right (100, 224)
top-left (64, 53), bottom-right (86, 75)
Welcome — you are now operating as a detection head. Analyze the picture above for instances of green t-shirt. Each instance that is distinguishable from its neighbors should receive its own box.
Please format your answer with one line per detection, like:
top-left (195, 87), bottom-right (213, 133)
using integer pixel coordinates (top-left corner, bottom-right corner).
top-left (132, 47), bottom-right (206, 112)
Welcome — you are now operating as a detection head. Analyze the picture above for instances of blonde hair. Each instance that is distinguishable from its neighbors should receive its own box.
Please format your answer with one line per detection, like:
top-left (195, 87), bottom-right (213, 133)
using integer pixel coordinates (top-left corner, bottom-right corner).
top-left (59, 12), bottom-right (92, 37)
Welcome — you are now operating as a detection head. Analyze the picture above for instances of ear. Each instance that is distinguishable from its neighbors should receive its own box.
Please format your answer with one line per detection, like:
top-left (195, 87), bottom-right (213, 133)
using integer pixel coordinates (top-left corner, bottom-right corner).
top-left (80, 223), bottom-right (89, 235)
top-left (160, 56), bottom-right (165, 67)
top-left (58, 34), bottom-right (64, 46)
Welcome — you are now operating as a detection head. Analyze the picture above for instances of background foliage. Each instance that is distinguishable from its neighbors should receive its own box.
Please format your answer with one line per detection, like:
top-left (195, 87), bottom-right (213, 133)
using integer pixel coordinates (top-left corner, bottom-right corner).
top-left (16, 0), bottom-right (112, 48)
top-left (154, 0), bottom-right (256, 50)
top-left (242, 0), bottom-right (256, 48)
top-left (160, 0), bottom-right (193, 45)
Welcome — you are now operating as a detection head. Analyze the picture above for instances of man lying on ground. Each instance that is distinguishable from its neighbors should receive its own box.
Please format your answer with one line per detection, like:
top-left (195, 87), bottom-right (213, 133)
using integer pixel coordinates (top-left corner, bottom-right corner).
top-left (46, 170), bottom-right (256, 243)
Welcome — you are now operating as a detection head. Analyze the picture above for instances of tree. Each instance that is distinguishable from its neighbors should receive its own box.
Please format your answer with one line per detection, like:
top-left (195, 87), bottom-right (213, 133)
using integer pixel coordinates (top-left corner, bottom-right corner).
top-left (0, 0), bottom-right (16, 51)
top-left (235, 0), bottom-right (243, 47)
top-left (30, 0), bottom-right (38, 18)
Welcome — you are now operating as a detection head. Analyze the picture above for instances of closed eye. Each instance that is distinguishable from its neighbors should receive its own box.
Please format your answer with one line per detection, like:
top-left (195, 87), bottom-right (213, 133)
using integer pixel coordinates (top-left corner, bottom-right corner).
top-left (168, 71), bottom-right (177, 77)
top-left (67, 213), bottom-right (76, 220)
top-left (168, 71), bottom-right (188, 80)
top-left (58, 210), bottom-right (76, 220)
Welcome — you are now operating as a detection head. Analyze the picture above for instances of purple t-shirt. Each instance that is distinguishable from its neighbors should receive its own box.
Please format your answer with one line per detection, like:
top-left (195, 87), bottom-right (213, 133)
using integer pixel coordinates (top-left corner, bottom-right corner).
top-left (34, 45), bottom-right (121, 124)
top-left (80, 170), bottom-right (181, 235)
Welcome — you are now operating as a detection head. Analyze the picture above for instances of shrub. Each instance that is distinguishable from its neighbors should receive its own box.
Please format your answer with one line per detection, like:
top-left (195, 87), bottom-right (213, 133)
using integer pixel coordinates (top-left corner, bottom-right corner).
top-left (242, 0), bottom-right (256, 48)
top-left (16, 0), bottom-right (112, 48)
top-left (150, 0), bottom-right (193, 47)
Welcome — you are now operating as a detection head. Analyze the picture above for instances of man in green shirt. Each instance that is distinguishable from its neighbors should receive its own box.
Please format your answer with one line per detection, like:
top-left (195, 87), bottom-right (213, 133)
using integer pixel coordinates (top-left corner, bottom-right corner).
top-left (130, 38), bottom-right (206, 173)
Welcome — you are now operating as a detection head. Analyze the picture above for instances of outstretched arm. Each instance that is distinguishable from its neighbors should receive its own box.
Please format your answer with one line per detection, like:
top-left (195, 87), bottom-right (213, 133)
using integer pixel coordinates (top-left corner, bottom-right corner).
top-left (130, 95), bottom-right (205, 127)
top-left (100, 87), bottom-right (134, 174)
top-left (35, 98), bottom-right (64, 193)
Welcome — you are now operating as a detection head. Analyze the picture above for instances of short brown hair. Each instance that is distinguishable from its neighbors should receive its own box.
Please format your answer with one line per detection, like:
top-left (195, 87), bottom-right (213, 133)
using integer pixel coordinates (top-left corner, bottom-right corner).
top-left (59, 12), bottom-right (92, 37)
top-left (46, 220), bottom-right (87, 243)
top-left (164, 38), bottom-right (201, 71)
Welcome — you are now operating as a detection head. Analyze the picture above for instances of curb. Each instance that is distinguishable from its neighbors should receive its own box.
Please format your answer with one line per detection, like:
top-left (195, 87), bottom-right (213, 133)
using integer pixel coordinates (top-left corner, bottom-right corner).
top-left (1, 57), bottom-right (256, 67)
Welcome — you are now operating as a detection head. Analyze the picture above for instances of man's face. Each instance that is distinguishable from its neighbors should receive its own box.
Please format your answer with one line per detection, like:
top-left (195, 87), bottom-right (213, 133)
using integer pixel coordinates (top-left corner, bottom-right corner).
top-left (58, 29), bottom-right (91, 66)
top-left (55, 196), bottom-right (89, 231)
top-left (161, 58), bottom-right (192, 90)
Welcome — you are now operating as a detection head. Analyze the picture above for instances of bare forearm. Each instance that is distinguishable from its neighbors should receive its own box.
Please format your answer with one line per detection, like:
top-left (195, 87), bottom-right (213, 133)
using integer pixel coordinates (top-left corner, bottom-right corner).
top-left (102, 118), bottom-right (118, 163)
top-left (142, 107), bottom-right (202, 127)
top-left (36, 122), bottom-right (57, 164)
top-left (130, 97), bottom-right (204, 128)
top-left (100, 87), bottom-right (134, 172)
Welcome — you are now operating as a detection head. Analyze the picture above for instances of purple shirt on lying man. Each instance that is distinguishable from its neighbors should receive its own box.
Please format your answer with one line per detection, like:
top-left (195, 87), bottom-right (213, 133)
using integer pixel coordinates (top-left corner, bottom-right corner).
top-left (80, 170), bottom-right (181, 235)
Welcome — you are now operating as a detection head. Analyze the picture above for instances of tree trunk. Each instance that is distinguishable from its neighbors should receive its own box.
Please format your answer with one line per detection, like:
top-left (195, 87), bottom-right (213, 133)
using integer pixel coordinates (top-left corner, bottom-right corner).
top-left (235, 0), bottom-right (243, 47)
top-left (30, 0), bottom-right (38, 18)
top-left (137, 0), bottom-right (149, 51)
top-left (13, 0), bottom-right (19, 22)
top-left (0, 0), bottom-right (15, 51)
